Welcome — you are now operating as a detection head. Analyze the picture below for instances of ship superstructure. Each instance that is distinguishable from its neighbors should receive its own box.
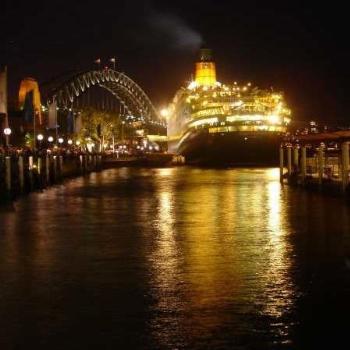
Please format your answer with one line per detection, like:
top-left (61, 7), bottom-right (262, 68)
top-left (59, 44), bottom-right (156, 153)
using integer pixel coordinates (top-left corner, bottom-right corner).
top-left (167, 49), bottom-right (291, 164)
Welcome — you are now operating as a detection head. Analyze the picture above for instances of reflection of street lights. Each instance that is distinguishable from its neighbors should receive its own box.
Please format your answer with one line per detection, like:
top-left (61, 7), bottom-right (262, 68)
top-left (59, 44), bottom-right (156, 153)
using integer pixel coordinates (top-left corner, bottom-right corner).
top-left (3, 127), bottom-right (11, 147)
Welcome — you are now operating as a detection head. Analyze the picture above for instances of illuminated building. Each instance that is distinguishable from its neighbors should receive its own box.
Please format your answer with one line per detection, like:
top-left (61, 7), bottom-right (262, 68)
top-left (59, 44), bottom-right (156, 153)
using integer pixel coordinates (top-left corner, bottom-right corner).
top-left (167, 49), bottom-right (291, 164)
top-left (18, 77), bottom-right (42, 124)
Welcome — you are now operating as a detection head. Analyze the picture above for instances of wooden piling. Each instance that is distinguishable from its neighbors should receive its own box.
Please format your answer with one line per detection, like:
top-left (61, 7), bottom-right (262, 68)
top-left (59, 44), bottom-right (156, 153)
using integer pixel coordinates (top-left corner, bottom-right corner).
top-left (341, 141), bottom-right (349, 191)
top-left (5, 156), bottom-right (11, 192)
top-left (79, 155), bottom-right (83, 173)
top-left (37, 157), bottom-right (42, 175)
top-left (59, 156), bottom-right (63, 179)
top-left (18, 156), bottom-right (24, 192)
top-left (28, 156), bottom-right (34, 190)
top-left (293, 146), bottom-right (299, 170)
top-left (84, 155), bottom-right (88, 172)
top-left (279, 146), bottom-right (284, 183)
top-left (46, 155), bottom-right (50, 185)
top-left (287, 146), bottom-right (292, 177)
top-left (53, 156), bottom-right (57, 182)
top-left (317, 145), bottom-right (324, 185)
top-left (301, 146), bottom-right (307, 184)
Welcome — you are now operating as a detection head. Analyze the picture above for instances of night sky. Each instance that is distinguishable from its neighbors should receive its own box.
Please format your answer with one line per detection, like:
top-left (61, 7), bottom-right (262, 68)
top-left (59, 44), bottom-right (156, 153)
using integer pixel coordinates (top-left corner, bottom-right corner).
top-left (1, 0), bottom-right (349, 125)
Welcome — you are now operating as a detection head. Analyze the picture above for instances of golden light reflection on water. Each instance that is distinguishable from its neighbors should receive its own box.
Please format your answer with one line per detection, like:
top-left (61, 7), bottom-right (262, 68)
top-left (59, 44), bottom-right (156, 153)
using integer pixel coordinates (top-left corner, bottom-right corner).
top-left (262, 177), bottom-right (294, 320)
top-left (148, 167), bottom-right (296, 345)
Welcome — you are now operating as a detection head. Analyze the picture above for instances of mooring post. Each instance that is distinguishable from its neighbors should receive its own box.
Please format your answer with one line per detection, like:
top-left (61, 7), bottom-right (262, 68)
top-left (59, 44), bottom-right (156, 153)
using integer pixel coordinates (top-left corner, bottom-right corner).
top-left (84, 155), bottom-right (88, 172)
top-left (293, 146), bottom-right (299, 171)
top-left (318, 145), bottom-right (324, 185)
top-left (5, 156), bottom-right (11, 193)
top-left (279, 145), bottom-right (284, 183)
top-left (37, 157), bottom-right (43, 189)
top-left (301, 146), bottom-right (307, 184)
top-left (59, 156), bottom-right (63, 179)
top-left (89, 155), bottom-right (92, 172)
top-left (28, 156), bottom-right (34, 190)
top-left (46, 155), bottom-right (50, 185)
top-left (287, 146), bottom-right (292, 178)
top-left (53, 156), bottom-right (57, 182)
top-left (18, 155), bottom-right (24, 192)
top-left (37, 157), bottom-right (42, 175)
top-left (79, 155), bottom-right (83, 173)
top-left (341, 141), bottom-right (349, 192)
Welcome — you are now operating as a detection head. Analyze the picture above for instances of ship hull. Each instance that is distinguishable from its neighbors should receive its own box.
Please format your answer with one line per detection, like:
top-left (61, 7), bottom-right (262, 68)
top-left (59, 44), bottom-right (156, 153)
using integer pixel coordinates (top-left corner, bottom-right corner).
top-left (177, 129), bottom-right (283, 165)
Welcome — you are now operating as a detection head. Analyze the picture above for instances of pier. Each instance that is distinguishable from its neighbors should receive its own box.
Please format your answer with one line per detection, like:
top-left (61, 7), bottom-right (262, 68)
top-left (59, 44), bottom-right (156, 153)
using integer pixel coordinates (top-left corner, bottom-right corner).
top-left (0, 152), bottom-right (103, 202)
top-left (280, 130), bottom-right (350, 195)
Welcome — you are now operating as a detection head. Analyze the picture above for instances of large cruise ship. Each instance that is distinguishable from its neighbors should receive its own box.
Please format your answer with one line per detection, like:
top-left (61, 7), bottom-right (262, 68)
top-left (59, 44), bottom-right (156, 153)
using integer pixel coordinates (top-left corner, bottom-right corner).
top-left (167, 49), bottom-right (291, 165)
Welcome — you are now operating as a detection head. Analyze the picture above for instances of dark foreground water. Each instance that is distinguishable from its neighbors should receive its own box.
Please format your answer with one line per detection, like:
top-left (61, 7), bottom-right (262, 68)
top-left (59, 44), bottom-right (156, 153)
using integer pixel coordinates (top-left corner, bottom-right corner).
top-left (1, 167), bottom-right (350, 349)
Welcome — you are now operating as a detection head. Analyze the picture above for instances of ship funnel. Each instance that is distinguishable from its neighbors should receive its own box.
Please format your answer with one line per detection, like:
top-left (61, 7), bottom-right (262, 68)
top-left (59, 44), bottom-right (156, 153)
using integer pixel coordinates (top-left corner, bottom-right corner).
top-left (195, 48), bottom-right (217, 87)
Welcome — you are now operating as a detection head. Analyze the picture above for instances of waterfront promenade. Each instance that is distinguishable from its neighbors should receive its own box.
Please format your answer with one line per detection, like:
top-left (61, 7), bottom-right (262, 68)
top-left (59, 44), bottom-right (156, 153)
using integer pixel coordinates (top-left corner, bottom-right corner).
top-left (0, 150), bottom-right (103, 203)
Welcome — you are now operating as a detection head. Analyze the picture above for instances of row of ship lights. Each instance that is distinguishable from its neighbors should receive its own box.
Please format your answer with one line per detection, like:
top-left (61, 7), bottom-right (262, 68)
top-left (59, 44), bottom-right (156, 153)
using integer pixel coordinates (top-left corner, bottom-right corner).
top-left (187, 80), bottom-right (252, 92)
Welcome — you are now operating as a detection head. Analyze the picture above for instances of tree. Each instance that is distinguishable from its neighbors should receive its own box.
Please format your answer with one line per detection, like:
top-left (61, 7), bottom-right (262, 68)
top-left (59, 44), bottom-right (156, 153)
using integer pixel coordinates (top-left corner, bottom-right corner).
top-left (77, 108), bottom-right (121, 151)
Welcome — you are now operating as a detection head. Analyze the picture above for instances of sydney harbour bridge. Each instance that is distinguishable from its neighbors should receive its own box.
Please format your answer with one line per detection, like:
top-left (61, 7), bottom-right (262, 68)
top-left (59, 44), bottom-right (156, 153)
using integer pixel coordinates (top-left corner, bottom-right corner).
top-left (34, 67), bottom-right (167, 144)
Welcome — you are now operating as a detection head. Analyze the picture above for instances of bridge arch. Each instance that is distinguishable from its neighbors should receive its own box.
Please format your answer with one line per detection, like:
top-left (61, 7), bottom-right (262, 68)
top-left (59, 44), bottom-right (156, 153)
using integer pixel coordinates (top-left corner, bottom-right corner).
top-left (41, 69), bottom-right (165, 129)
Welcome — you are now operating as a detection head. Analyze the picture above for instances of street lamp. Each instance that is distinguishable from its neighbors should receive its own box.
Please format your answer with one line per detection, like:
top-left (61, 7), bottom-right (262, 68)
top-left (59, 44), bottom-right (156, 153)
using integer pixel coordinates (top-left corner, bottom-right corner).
top-left (58, 137), bottom-right (64, 145)
top-left (48, 136), bottom-right (54, 143)
top-left (36, 133), bottom-right (44, 149)
top-left (68, 139), bottom-right (73, 145)
top-left (3, 127), bottom-right (11, 147)
top-left (75, 140), bottom-right (81, 146)
top-left (110, 57), bottom-right (116, 70)
top-left (3, 127), bottom-right (11, 136)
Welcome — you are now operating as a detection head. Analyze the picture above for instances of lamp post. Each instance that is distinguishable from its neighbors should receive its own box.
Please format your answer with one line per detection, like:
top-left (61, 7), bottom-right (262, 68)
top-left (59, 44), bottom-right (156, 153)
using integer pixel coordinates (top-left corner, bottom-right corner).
top-left (110, 57), bottom-right (116, 70)
top-left (121, 121), bottom-right (125, 141)
top-left (37, 133), bottom-right (44, 150)
top-left (3, 127), bottom-right (11, 147)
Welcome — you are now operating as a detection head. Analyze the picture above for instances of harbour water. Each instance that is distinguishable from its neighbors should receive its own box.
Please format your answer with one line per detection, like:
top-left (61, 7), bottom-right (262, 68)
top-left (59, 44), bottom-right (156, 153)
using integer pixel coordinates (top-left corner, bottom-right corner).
top-left (1, 167), bottom-right (350, 349)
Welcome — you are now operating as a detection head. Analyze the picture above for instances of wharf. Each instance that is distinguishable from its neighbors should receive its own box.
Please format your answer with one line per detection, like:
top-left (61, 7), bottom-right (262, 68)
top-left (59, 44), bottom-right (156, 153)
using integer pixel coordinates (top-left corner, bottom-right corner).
top-left (280, 130), bottom-right (350, 196)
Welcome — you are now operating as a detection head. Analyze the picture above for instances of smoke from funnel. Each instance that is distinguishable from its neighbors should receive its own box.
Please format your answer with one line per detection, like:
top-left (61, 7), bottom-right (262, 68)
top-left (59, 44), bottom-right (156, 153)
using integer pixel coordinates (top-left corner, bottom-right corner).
top-left (148, 10), bottom-right (203, 51)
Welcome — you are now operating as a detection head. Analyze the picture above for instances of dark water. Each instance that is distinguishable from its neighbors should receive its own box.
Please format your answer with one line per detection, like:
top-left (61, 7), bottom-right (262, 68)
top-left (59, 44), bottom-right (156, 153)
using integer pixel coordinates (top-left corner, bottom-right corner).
top-left (1, 167), bottom-right (350, 349)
